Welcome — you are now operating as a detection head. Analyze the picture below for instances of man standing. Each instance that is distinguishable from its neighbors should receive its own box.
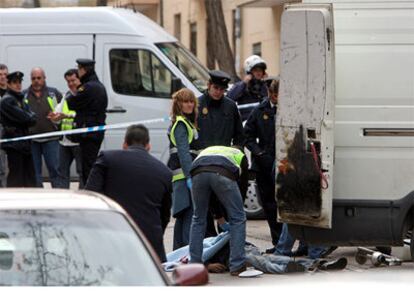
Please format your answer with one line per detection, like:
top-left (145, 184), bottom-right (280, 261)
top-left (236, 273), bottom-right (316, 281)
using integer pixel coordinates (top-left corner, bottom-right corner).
top-left (66, 59), bottom-right (108, 186)
top-left (244, 77), bottom-right (282, 252)
top-left (189, 146), bottom-right (248, 276)
top-left (49, 69), bottom-right (83, 188)
top-left (0, 71), bottom-right (37, 187)
top-left (0, 64), bottom-right (9, 187)
top-left (85, 124), bottom-right (172, 263)
top-left (24, 67), bottom-right (62, 187)
top-left (227, 55), bottom-right (268, 121)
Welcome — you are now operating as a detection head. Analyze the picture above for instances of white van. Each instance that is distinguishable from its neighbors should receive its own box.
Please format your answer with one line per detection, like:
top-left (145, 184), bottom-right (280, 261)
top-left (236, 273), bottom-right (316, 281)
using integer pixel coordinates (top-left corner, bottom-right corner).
top-left (276, 0), bottom-right (414, 258)
top-left (0, 7), bottom-right (209, 161)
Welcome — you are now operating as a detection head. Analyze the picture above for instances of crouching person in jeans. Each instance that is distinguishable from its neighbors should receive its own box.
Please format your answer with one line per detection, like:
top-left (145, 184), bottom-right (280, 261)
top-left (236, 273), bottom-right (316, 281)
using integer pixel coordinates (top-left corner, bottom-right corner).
top-left (189, 146), bottom-right (248, 276)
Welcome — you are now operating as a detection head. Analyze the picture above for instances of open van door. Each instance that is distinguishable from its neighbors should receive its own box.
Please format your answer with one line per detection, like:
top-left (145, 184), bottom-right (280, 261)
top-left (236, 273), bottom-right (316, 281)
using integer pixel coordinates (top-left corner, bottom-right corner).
top-left (276, 4), bottom-right (335, 229)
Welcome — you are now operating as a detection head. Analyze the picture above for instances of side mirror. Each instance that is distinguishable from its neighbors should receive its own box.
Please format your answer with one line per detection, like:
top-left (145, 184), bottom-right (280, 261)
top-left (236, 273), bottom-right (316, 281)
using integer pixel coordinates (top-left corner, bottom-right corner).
top-left (171, 77), bottom-right (183, 94)
top-left (172, 263), bottom-right (209, 286)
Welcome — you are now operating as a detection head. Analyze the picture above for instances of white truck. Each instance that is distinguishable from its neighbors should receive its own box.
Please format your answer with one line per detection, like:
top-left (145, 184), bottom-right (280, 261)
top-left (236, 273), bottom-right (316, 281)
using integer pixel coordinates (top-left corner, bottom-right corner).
top-left (276, 0), bottom-right (414, 259)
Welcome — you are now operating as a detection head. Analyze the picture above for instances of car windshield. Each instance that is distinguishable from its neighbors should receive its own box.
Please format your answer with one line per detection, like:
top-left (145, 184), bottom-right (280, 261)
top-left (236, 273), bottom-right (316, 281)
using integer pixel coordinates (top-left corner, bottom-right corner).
top-left (0, 210), bottom-right (166, 286)
top-left (157, 42), bottom-right (209, 92)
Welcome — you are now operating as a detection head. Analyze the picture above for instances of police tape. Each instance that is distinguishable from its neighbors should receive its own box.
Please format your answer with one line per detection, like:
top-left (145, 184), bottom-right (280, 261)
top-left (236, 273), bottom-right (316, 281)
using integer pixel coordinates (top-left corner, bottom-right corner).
top-left (0, 102), bottom-right (260, 144)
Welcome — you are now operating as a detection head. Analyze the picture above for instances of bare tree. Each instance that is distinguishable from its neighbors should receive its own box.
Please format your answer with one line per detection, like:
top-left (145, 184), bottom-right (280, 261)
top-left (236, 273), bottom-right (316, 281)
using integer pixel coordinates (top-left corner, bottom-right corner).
top-left (204, 0), bottom-right (239, 81)
top-left (96, 0), bottom-right (108, 6)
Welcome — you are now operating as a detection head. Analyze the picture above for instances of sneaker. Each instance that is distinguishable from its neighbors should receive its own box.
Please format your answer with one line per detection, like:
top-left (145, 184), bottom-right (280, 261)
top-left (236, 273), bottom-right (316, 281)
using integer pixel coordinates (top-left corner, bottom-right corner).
top-left (230, 265), bottom-right (247, 276)
top-left (264, 247), bottom-right (276, 254)
top-left (317, 257), bottom-right (347, 270)
top-left (207, 263), bottom-right (227, 273)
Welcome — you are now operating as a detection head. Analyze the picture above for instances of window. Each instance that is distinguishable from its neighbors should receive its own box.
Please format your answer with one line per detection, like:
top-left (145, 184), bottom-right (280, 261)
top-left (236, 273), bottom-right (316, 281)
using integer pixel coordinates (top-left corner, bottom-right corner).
top-left (110, 49), bottom-right (173, 98)
top-left (252, 42), bottom-right (262, 57)
top-left (190, 22), bottom-right (197, 56)
top-left (174, 13), bottom-right (181, 41)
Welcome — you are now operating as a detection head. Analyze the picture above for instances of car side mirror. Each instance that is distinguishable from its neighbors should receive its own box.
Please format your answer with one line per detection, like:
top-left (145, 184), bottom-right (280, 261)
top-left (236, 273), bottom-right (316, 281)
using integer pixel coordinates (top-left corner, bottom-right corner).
top-left (172, 263), bottom-right (209, 286)
top-left (171, 77), bottom-right (183, 94)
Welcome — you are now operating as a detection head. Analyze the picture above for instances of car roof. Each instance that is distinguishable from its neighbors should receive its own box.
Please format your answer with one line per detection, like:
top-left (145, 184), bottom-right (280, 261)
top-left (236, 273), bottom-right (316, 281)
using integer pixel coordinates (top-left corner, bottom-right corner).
top-left (0, 7), bottom-right (176, 43)
top-left (0, 189), bottom-right (126, 212)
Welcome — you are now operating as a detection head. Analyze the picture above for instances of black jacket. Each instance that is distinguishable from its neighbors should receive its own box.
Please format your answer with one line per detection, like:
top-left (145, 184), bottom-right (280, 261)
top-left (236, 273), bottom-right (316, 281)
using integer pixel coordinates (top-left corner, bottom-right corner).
top-left (0, 89), bottom-right (37, 153)
top-left (66, 70), bottom-right (108, 128)
top-left (197, 92), bottom-right (244, 149)
top-left (85, 146), bottom-right (172, 263)
top-left (244, 98), bottom-right (276, 172)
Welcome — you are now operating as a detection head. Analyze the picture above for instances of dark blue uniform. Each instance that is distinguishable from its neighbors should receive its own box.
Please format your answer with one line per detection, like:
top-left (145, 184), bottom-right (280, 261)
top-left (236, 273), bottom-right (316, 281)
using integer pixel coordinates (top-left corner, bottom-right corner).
top-left (244, 97), bottom-right (282, 246)
top-left (0, 89), bottom-right (37, 186)
top-left (66, 70), bottom-right (108, 186)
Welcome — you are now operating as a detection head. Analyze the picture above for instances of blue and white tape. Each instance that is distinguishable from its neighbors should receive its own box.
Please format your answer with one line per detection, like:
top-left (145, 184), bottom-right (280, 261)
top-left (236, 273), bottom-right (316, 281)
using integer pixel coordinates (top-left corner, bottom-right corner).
top-left (0, 102), bottom-right (260, 144)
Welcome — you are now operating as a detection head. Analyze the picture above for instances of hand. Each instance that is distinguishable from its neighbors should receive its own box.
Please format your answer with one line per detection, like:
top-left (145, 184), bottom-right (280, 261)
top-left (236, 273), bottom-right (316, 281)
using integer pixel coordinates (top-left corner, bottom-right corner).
top-left (186, 178), bottom-right (192, 190)
top-left (47, 112), bottom-right (65, 122)
top-left (219, 221), bottom-right (230, 232)
top-left (243, 74), bottom-right (252, 84)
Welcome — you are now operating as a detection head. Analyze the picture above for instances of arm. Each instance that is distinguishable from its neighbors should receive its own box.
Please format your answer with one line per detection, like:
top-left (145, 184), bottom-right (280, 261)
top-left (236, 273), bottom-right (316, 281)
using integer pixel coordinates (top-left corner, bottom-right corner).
top-left (174, 122), bottom-right (193, 178)
top-left (160, 181), bottom-right (172, 232)
top-left (238, 156), bottom-right (249, 200)
top-left (84, 151), bottom-right (107, 192)
top-left (0, 98), bottom-right (37, 127)
top-left (66, 83), bottom-right (93, 111)
top-left (227, 81), bottom-right (247, 102)
top-left (244, 110), bottom-right (263, 156)
top-left (232, 104), bottom-right (245, 148)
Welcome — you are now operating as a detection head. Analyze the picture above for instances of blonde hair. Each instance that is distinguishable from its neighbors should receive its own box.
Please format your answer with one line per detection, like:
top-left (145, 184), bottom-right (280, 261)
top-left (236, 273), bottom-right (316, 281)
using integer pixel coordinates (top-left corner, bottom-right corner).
top-left (170, 88), bottom-right (198, 126)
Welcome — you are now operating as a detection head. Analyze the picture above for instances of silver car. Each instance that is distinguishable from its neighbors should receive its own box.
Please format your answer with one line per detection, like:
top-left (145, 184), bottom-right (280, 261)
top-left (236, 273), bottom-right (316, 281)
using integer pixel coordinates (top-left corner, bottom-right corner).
top-left (0, 189), bottom-right (207, 286)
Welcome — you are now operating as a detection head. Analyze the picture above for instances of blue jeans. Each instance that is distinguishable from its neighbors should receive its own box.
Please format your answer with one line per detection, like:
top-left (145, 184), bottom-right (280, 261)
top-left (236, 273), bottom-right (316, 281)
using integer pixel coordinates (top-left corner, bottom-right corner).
top-left (190, 172), bottom-right (246, 272)
top-left (275, 223), bottom-right (327, 259)
top-left (56, 144), bottom-right (83, 189)
top-left (31, 140), bottom-right (60, 188)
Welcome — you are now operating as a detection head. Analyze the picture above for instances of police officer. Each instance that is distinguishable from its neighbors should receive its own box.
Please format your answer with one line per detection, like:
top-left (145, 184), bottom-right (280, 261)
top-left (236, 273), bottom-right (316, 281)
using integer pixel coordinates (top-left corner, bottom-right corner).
top-left (244, 77), bottom-right (282, 252)
top-left (0, 71), bottom-right (37, 187)
top-left (198, 70), bottom-right (244, 149)
top-left (197, 70), bottom-right (245, 236)
top-left (189, 146), bottom-right (248, 276)
top-left (227, 55), bottom-right (268, 121)
top-left (66, 58), bottom-right (108, 186)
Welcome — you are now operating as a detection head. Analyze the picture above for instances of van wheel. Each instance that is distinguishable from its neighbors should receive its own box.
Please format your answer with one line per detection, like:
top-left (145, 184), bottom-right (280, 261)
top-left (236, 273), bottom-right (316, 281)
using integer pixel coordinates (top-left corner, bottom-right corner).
top-left (244, 179), bottom-right (265, 219)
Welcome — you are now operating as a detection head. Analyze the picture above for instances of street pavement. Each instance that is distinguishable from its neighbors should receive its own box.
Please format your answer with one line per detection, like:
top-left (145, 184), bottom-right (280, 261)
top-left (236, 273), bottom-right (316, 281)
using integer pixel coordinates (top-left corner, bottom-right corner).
top-left (164, 219), bottom-right (414, 286)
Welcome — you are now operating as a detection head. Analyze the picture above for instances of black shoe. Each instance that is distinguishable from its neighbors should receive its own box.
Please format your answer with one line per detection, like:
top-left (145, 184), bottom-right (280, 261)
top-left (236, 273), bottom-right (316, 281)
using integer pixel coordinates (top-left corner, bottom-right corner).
top-left (291, 247), bottom-right (308, 257)
top-left (264, 247), bottom-right (276, 254)
top-left (376, 246), bottom-right (392, 255)
top-left (317, 257), bottom-right (347, 270)
top-left (320, 246), bottom-right (338, 258)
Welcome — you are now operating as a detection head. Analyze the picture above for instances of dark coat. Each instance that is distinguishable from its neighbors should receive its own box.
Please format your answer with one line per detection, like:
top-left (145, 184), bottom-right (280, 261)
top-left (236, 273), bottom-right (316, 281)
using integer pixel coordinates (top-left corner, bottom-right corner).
top-left (66, 70), bottom-right (108, 130)
top-left (0, 89), bottom-right (37, 153)
top-left (197, 92), bottom-right (244, 149)
top-left (85, 145), bottom-right (172, 263)
top-left (227, 80), bottom-right (268, 121)
top-left (244, 98), bottom-right (276, 172)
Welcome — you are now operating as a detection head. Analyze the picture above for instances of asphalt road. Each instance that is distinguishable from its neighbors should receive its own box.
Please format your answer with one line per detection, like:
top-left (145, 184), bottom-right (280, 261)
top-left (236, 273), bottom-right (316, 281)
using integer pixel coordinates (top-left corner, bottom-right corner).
top-left (164, 219), bottom-right (414, 286)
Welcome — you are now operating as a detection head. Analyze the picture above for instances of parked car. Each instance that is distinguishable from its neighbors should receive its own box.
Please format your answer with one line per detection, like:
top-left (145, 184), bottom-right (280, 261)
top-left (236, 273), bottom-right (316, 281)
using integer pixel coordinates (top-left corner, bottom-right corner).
top-left (0, 189), bottom-right (208, 286)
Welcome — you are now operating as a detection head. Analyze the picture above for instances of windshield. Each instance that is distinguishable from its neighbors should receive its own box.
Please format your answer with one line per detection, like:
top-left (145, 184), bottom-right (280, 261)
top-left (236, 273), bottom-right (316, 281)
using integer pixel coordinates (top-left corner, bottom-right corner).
top-left (157, 42), bottom-right (209, 92)
top-left (0, 210), bottom-right (166, 286)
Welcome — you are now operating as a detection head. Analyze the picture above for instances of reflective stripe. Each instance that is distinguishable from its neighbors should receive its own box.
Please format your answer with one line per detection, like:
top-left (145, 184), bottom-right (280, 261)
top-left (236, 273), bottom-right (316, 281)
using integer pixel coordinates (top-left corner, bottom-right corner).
top-left (169, 147), bottom-right (199, 154)
top-left (172, 168), bottom-right (185, 182)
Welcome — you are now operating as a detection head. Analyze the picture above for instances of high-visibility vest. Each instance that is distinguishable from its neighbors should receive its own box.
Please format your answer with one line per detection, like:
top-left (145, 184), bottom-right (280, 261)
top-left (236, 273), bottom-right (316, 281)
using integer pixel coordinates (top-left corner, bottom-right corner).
top-left (168, 115), bottom-right (200, 182)
top-left (60, 99), bottom-right (76, 131)
top-left (195, 146), bottom-right (245, 174)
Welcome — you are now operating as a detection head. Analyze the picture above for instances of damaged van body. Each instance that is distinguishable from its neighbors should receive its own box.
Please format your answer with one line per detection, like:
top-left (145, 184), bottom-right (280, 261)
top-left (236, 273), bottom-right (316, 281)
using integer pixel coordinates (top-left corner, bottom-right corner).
top-left (276, 0), bottom-right (414, 258)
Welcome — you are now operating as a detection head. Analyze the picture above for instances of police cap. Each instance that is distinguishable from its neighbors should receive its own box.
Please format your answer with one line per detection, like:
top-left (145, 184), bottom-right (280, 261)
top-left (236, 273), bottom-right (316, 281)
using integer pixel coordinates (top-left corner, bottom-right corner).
top-left (208, 70), bottom-right (231, 89)
top-left (6, 71), bottom-right (24, 83)
top-left (76, 58), bottom-right (95, 67)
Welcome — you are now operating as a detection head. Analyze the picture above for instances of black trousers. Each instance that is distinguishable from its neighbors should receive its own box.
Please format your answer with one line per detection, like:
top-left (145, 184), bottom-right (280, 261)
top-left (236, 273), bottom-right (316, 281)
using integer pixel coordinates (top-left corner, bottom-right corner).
top-left (6, 150), bottom-right (36, 187)
top-left (256, 170), bottom-right (282, 246)
top-left (79, 135), bottom-right (103, 187)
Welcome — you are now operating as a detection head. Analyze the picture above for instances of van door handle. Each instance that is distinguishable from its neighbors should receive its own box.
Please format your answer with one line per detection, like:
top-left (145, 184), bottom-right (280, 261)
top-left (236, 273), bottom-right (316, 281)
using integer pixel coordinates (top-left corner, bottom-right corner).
top-left (106, 107), bottom-right (127, 113)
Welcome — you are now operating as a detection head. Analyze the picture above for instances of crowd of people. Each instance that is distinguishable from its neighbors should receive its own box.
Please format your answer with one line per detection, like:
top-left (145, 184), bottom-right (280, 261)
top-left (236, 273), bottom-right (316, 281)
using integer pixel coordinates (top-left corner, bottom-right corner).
top-left (0, 55), bottom-right (337, 276)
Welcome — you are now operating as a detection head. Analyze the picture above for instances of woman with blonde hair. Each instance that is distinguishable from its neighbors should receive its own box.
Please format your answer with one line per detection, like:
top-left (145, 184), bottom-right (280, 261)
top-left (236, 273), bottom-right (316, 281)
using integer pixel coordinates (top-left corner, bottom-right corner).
top-left (167, 88), bottom-right (201, 249)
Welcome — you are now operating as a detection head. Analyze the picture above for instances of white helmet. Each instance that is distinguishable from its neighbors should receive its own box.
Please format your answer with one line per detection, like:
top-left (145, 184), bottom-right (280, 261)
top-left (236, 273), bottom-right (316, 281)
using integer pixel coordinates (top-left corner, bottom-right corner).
top-left (244, 55), bottom-right (267, 74)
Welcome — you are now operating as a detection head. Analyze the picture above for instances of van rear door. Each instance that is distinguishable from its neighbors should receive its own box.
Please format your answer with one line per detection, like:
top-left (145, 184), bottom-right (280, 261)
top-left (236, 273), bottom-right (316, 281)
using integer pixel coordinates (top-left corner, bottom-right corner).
top-left (276, 4), bottom-right (335, 229)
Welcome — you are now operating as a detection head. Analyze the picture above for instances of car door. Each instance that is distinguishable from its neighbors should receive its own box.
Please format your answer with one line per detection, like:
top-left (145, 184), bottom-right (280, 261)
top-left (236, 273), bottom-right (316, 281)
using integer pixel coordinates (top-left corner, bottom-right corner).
top-left (276, 3), bottom-right (335, 229)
